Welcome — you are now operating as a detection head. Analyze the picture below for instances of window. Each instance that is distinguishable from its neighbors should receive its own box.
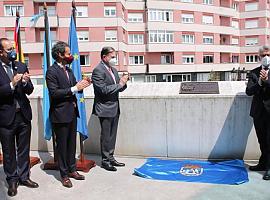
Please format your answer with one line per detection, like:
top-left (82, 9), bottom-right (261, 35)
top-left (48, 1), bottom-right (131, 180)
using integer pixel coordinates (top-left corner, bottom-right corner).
top-left (24, 57), bottom-right (29, 68)
top-left (128, 13), bottom-right (143, 22)
top-left (165, 74), bottom-right (191, 82)
top-left (202, 15), bottom-right (213, 24)
top-left (233, 2), bottom-right (239, 11)
top-left (6, 31), bottom-right (26, 42)
top-left (40, 31), bottom-right (57, 42)
top-left (182, 34), bottom-right (194, 44)
top-left (4, 5), bottom-right (24, 16)
top-left (245, 20), bottom-right (258, 29)
top-left (231, 20), bottom-right (239, 28)
top-left (76, 6), bottom-right (88, 17)
top-left (245, 37), bottom-right (258, 46)
top-left (245, 2), bottom-right (258, 11)
top-left (232, 55), bottom-right (239, 63)
top-left (203, 35), bottom-right (213, 44)
top-left (77, 31), bottom-right (89, 41)
top-left (80, 55), bottom-right (90, 66)
top-left (104, 6), bottom-right (116, 17)
top-left (145, 75), bottom-right (156, 82)
top-left (181, 0), bottom-right (193, 2)
top-left (39, 6), bottom-right (56, 15)
top-left (182, 14), bottom-right (194, 24)
top-left (231, 38), bottom-right (239, 45)
top-left (161, 54), bottom-right (172, 64)
top-left (129, 56), bottom-right (144, 65)
top-left (203, 0), bottom-right (213, 5)
top-left (128, 34), bottom-right (144, 44)
top-left (105, 30), bottom-right (117, 41)
top-left (245, 55), bottom-right (259, 63)
top-left (203, 55), bottom-right (214, 63)
top-left (149, 30), bottom-right (173, 43)
top-left (182, 55), bottom-right (194, 64)
top-left (148, 10), bottom-right (173, 22)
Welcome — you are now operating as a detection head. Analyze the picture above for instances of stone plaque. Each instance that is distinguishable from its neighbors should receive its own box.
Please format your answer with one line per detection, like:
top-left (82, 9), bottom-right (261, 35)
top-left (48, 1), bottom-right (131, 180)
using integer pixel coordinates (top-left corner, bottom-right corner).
top-left (179, 82), bottom-right (219, 94)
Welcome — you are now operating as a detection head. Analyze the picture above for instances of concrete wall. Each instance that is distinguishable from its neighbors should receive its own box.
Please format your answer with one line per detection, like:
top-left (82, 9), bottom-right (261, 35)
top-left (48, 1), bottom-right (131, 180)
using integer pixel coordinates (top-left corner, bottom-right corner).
top-left (29, 82), bottom-right (260, 160)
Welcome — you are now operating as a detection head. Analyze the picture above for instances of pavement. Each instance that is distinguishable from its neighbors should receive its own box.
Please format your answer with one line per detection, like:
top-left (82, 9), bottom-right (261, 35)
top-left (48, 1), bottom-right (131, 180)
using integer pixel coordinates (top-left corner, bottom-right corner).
top-left (0, 151), bottom-right (269, 200)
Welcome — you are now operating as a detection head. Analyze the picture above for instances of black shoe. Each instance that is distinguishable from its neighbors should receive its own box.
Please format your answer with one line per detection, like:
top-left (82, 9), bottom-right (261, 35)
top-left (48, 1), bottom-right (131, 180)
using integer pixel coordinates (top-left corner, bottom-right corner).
top-left (19, 179), bottom-right (39, 188)
top-left (249, 163), bottom-right (266, 171)
top-left (7, 182), bottom-right (18, 197)
top-left (111, 160), bottom-right (125, 167)
top-left (263, 170), bottom-right (270, 180)
top-left (101, 161), bottom-right (117, 171)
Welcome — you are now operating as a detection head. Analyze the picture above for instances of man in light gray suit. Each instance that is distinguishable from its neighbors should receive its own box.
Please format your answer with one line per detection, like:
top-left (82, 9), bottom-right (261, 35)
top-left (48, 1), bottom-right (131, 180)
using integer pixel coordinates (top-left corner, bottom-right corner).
top-left (92, 47), bottom-right (129, 171)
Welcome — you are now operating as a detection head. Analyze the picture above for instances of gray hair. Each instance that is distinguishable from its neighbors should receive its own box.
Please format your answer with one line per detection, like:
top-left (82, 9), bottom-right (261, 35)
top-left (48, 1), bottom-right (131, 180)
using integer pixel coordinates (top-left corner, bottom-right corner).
top-left (259, 45), bottom-right (270, 55)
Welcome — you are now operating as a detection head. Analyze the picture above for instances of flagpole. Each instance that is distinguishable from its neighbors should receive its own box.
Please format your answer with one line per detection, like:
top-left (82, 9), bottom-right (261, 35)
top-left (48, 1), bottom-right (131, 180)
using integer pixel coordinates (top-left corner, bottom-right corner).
top-left (71, 0), bottom-right (95, 172)
top-left (16, 11), bottom-right (22, 62)
top-left (44, 2), bottom-right (57, 163)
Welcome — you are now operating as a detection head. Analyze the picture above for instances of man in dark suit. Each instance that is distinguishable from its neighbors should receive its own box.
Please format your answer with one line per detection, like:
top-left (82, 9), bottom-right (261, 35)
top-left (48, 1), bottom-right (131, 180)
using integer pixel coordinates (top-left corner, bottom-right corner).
top-left (246, 45), bottom-right (270, 180)
top-left (46, 41), bottom-right (90, 188)
top-left (92, 47), bottom-right (129, 171)
top-left (0, 38), bottom-right (38, 197)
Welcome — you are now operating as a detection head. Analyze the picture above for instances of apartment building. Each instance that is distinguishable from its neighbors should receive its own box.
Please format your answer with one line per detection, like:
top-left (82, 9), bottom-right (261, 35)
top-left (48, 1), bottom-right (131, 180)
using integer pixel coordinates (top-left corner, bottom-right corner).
top-left (0, 0), bottom-right (269, 83)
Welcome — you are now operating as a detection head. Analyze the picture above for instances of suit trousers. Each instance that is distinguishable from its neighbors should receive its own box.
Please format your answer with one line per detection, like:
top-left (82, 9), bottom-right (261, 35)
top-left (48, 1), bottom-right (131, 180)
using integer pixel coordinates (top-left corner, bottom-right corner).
top-left (53, 111), bottom-right (77, 178)
top-left (99, 114), bottom-right (120, 162)
top-left (0, 111), bottom-right (31, 184)
top-left (253, 110), bottom-right (270, 169)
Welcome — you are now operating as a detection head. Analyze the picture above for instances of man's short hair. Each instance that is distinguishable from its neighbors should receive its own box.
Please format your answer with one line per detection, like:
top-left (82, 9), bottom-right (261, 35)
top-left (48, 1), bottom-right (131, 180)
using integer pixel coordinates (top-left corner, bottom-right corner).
top-left (100, 46), bottom-right (115, 59)
top-left (259, 45), bottom-right (270, 56)
top-left (51, 41), bottom-right (69, 61)
top-left (0, 38), bottom-right (9, 50)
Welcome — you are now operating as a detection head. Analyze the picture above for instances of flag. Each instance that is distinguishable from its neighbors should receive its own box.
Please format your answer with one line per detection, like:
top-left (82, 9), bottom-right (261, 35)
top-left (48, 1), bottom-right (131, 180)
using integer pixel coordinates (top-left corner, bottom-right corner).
top-left (43, 13), bottom-right (53, 140)
top-left (68, 15), bottom-right (89, 140)
top-left (14, 12), bottom-right (24, 63)
top-left (134, 158), bottom-right (249, 185)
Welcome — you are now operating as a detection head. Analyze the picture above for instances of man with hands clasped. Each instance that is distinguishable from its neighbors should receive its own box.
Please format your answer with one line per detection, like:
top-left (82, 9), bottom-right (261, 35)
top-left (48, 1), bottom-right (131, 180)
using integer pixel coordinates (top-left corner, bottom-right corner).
top-left (92, 47), bottom-right (129, 172)
top-left (0, 38), bottom-right (38, 197)
top-left (46, 41), bottom-right (91, 188)
top-left (246, 45), bottom-right (270, 180)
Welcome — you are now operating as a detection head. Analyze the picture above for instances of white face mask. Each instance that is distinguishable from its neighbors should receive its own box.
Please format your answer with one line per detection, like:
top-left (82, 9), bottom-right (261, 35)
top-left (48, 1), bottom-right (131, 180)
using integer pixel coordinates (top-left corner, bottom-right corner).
top-left (262, 55), bottom-right (270, 69)
top-left (108, 58), bottom-right (117, 66)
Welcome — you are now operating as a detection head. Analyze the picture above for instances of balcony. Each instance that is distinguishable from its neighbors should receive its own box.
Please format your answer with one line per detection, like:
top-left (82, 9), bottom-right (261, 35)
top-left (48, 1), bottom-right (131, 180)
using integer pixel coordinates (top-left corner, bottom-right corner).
top-left (32, 15), bottom-right (59, 28)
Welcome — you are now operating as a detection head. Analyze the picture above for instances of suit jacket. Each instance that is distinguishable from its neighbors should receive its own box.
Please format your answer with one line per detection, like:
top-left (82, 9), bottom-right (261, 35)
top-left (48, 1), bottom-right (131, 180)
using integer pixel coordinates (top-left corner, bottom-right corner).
top-left (0, 61), bottom-right (34, 126)
top-left (246, 65), bottom-right (270, 119)
top-left (46, 62), bottom-right (79, 123)
top-left (91, 61), bottom-right (127, 118)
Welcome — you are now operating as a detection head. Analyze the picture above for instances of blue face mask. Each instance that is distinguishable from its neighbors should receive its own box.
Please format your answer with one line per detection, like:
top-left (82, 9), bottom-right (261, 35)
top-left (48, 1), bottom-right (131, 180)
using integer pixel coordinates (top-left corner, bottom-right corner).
top-left (6, 50), bottom-right (17, 61)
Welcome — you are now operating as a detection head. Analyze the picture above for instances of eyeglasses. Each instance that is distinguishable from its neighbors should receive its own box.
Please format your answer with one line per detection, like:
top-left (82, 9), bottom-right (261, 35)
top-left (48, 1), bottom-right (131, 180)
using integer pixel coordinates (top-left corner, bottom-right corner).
top-left (261, 54), bottom-right (270, 57)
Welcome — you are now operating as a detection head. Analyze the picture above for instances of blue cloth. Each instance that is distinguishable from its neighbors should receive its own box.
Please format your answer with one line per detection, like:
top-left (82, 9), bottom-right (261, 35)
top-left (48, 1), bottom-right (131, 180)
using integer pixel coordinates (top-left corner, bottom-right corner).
top-left (43, 17), bottom-right (53, 140)
top-left (134, 158), bottom-right (249, 185)
top-left (68, 15), bottom-right (88, 140)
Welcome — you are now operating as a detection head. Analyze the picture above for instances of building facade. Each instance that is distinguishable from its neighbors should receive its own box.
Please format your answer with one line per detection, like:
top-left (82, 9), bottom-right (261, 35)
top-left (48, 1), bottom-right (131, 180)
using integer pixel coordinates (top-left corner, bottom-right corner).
top-left (0, 0), bottom-right (269, 83)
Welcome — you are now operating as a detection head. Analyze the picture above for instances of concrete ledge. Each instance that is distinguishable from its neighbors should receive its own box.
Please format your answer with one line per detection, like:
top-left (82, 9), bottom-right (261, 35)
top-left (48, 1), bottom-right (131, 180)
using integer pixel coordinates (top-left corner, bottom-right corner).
top-left (28, 82), bottom-right (259, 160)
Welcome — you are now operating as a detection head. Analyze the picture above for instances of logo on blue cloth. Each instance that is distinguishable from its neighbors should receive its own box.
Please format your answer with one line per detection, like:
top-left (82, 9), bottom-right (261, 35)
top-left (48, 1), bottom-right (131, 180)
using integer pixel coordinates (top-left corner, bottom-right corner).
top-left (180, 164), bottom-right (203, 176)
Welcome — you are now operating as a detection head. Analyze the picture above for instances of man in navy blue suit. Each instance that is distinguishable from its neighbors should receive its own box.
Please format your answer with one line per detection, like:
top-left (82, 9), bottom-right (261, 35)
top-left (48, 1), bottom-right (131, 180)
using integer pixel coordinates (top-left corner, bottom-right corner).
top-left (46, 41), bottom-right (90, 188)
top-left (0, 38), bottom-right (38, 197)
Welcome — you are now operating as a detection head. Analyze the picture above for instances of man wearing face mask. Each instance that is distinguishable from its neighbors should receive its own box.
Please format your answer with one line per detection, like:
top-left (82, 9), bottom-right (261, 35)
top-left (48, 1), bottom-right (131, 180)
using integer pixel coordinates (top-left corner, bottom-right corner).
top-left (92, 47), bottom-right (129, 171)
top-left (246, 45), bottom-right (270, 180)
top-left (46, 41), bottom-right (91, 187)
top-left (0, 38), bottom-right (38, 197)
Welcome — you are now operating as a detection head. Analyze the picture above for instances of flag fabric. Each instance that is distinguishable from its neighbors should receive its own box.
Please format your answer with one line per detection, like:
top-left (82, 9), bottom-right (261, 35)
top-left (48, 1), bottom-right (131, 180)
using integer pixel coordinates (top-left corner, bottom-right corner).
top-left (14, 14), bottom-right (24, 63)
top-left (68, 15), bottom-right (89, 140)
top-left (42, 16), bottom-right (53, 140)
top-left (134, 158), bottom-right (249, 185)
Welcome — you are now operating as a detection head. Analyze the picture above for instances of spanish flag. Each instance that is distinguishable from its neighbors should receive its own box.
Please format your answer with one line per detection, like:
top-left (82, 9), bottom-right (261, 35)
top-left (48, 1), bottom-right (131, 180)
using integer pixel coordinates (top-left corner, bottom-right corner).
top-left (14, 11), bottom-right (24, 63)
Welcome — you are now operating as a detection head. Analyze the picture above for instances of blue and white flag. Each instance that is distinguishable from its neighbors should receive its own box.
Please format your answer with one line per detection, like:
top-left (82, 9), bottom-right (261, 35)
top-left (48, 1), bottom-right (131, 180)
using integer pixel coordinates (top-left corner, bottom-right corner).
top-left (68, 15), bottom-right (89, 140)
top-left (134, 158), bottom-right (249, 185)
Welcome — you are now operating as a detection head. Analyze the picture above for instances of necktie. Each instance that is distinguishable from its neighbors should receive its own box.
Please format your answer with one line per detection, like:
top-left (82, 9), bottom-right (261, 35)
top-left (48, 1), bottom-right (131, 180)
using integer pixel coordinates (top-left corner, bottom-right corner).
top-left (5, 65), bottom-right (13, 80)
top-left (108, 67), bottom-right (116, 84)
top-left (63, 67), bottom-right (69, 80)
